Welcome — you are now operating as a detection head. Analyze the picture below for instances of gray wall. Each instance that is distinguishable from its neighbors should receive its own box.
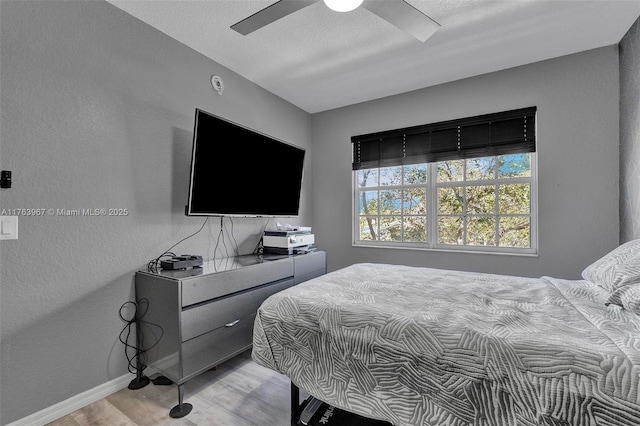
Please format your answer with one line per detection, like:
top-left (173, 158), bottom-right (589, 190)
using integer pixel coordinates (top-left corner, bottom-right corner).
top-left (312, 46), bottom-right (620, 279)
top-left (0, 1), bottom-right (311, 424)
top-left (620, 17), bottom-right (640, 242)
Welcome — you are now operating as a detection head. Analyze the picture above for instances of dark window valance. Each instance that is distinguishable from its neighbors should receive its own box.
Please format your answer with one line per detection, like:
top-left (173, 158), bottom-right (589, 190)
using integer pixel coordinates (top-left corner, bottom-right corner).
top-left (351, 107), bottom-right (536, 170)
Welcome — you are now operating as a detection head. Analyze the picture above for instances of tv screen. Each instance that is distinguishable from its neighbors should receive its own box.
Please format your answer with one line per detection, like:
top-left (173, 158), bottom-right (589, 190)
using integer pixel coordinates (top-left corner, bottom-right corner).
top-left (186, 109), bottom-right (305, 217)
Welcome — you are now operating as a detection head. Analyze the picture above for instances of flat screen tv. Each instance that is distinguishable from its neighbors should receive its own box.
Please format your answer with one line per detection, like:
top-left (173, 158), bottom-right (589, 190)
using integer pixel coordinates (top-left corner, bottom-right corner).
top-left (186, 109), bottom-right (305, 217)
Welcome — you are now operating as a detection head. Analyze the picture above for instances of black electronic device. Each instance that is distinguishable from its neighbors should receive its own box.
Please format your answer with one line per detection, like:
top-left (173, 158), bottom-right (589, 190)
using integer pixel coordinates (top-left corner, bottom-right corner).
top-left (161, 255), bottom-right (203, 270)
top-left (0, 170), bottom-right (11, 189)
top-left (186, 108), bottom-right (305, 217)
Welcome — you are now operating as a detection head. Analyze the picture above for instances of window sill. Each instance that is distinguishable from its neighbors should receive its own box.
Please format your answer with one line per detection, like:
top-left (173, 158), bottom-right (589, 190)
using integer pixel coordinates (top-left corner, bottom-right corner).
top-left (353, 241), bottom-right (539, 257)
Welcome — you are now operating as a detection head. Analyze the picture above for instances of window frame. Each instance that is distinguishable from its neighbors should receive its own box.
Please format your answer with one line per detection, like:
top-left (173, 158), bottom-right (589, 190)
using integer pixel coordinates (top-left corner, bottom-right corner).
top-left (352, 153), bottom-right (538, 256)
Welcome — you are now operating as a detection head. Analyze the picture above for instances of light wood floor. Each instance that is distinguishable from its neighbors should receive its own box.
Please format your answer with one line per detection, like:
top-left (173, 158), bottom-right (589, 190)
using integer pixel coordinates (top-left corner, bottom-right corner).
top-left (47, 350), bottom-right (299, 426)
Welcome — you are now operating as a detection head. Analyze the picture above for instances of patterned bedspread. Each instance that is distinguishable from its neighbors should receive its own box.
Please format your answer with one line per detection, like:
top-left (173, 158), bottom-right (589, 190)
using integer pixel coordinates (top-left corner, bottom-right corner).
top-left (252, 263), bottom-right (640, 426)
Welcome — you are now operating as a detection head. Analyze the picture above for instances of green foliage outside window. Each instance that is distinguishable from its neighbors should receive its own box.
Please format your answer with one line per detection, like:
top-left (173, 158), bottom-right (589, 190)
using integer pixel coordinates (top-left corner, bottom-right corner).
top-left (356, 154), bottom-right (533, 251)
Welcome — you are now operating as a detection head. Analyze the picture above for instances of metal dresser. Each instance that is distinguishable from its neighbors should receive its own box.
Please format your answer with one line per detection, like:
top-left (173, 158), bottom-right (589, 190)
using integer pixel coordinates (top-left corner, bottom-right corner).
top-left (134, 251), bottom-right (326, 417)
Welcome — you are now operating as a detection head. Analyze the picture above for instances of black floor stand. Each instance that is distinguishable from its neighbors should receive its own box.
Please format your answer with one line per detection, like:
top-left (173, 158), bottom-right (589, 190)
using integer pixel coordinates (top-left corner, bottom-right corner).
top-left (128, 339), bottom-right (150, 389)
top-left (129, 314), bottom-right (151, 390)
top-left (128, 373), bottom-right (150, 390)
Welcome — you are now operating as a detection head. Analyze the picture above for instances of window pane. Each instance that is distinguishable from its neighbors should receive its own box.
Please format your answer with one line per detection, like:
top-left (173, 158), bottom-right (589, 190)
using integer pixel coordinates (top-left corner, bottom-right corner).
top-left (499, 216), bottom-right (530, 247)
top-left (380, 189), bottom-right (401, 214)
top-left (437, 160), bottom-right (464, 182)
top-left (380, 166), bottom-right (402, 186)
top-left (467, 217), bottom-right (496, 246)
top-left (403, 188), bottom-right (426, 214)
top-left (380, 216), bottom-right (402, 241)
top-left (466, 157), bottom-right (495, 181)
top-left (466, 185), bottom-right (496, 214)
top-left (357, 169), bottom-right (378, 187)
top-left (403, 216), bottom-right (426, 242)
top-left (498, 154), bottom-right (531, 178)
top-left (358, 191), bottom-right (378, 215)
top-left (499, 184), bottom-right (530, 214)
top-left (438, 216), bottom-right (463, 244)
top-left (404, 164), bottom-right (427, 184)
top-left (359, 217), bottom-right (378, 240)
top-left (438, 187), bottom-right (463, 214)
top-left (355, 153), bottom-right (535, 252)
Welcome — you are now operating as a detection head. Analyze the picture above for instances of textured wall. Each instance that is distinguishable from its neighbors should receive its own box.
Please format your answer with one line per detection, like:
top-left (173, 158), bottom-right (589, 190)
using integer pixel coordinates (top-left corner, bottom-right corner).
top-left (0, 1), bottom-right (311, 423)
top-left (620, 17), bottom-right (640, 242)
top-left (312, 46), bottom-right (620, 280)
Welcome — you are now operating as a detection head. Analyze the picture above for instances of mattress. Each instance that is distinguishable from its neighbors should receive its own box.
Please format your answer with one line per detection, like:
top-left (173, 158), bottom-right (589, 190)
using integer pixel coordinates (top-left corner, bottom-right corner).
top-left (252, 263), bottom-right (640, 426)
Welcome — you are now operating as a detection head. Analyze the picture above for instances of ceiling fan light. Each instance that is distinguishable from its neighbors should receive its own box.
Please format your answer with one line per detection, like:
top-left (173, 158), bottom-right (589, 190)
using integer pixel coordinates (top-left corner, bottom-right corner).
top-left (323, 0), bottom-right (364, 13)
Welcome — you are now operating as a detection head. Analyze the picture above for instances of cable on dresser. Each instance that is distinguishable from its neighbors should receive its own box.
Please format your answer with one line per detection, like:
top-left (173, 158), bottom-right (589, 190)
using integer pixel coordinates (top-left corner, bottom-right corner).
top-left (214, 216), bottom-right (241, 259)
top-left (253, 219), bottom-right (270, 255)
top-left (213, 216), bottom-right (227, 259)
top-left (147, 217), bottom-right (209, 272)
top-left (227, 217), bottom-right (240, 256)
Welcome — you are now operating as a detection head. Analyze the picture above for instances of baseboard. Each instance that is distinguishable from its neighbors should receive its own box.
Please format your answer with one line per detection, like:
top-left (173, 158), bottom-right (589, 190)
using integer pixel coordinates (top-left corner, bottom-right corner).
top-left (6, 373), bottom-right (135, 426)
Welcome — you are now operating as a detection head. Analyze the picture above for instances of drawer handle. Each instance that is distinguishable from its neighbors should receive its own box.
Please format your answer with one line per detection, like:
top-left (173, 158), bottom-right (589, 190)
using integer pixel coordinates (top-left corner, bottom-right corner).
top-left (225, 319), bottom-right (241, 327)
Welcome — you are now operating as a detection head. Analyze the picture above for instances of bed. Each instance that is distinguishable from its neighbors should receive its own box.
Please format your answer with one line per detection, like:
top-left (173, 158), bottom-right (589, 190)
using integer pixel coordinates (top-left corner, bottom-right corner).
top-left (252, 240), bottom-right (640, 426)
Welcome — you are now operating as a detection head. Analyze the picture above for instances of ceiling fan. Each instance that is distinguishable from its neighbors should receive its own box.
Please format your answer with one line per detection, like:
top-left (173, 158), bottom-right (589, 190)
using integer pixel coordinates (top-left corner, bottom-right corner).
top-left (230, 0), bottom-right (440, 42)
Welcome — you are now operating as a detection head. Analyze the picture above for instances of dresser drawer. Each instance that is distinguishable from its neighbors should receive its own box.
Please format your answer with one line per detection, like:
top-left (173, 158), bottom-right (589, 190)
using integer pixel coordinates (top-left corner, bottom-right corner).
top-left (294, 251), bottom-right (326, 281)
top-left (181, 277), bottom-right (295, 341)
top-left (295, 269), bottom-right (325, 285)
top-left (181, 313), bottom-right (255, 379)
top-left (181, 258), bottom-right (294, 307)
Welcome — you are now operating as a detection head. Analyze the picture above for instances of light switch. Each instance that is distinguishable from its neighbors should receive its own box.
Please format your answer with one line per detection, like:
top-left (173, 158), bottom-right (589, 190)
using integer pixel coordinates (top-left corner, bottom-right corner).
top-left (0, 216), bottom-right (18, 240)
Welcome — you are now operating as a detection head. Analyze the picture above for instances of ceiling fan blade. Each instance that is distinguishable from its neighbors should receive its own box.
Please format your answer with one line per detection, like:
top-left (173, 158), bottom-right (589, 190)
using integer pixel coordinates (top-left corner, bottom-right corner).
top-left (231, 0), bottom-right (317, 35)
top-left (362, 0), bottom-right (440, 42)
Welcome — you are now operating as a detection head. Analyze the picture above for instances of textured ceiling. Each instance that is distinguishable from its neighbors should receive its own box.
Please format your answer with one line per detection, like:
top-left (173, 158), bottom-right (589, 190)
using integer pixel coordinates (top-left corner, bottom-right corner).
top-left (107, 0), bottom-right (640, 113)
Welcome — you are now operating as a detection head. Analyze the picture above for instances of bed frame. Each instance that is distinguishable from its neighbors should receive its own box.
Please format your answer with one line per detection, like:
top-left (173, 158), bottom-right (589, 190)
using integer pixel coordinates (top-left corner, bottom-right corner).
top-left (290, 383), bottom-right (304, 426)
top-left (290, 382), bottom-right (393, 426)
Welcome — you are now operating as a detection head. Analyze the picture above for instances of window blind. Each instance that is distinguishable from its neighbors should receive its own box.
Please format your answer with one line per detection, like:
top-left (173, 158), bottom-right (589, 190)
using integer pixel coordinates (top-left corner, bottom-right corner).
top-left (351, 107), bottom-right (536, 170)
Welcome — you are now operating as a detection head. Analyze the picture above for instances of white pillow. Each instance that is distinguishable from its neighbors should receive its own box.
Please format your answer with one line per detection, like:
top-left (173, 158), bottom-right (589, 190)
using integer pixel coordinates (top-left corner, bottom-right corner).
top-left (581, 239), bottom-right (640, 294)
top-left (607, 284), bottom-right (640, 313)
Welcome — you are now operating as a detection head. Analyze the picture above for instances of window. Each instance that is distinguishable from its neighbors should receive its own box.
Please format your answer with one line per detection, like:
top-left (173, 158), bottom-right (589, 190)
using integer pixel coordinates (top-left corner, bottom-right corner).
top-left (352, 108), bottom-right (537, 254)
